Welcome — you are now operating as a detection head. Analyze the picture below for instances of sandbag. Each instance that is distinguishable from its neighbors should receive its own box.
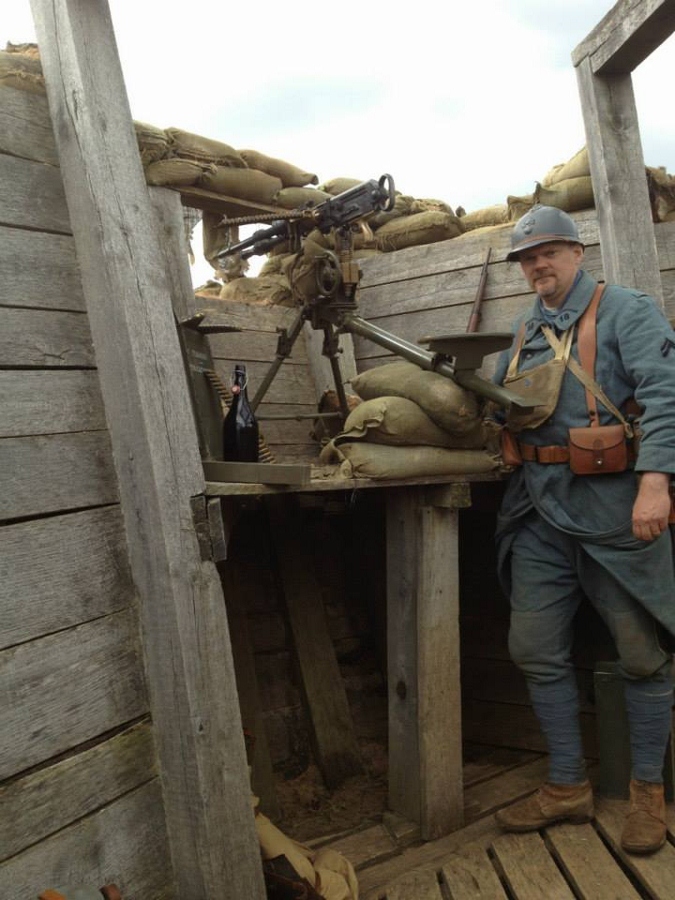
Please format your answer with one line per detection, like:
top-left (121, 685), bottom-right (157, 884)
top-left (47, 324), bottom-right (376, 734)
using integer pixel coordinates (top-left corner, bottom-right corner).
top-left (318, 177), bottom-right (363, 195)
top-left (239, 148), bottom-right (318, 187)
top-left (0, 47), bottom-right (45, 94)
top-left (144, 158), bottom-right (215, 186)
top-left (320, 440), bottom-right (500, 479)
top-left (375, 210), bottom-right (464, 251)
top-left (255, 812), bottom-right (358, 900)
top-left (410, 198), bottom-right (455, 215)
top-left (350, 361), bottom-right (481, 435)
top-left (460, 204), bottom-right (509, 230)
top-left (507, 193), bottom-right (535, 221)
top-left (133, 120), bottom-right (170, 165)
top-left (219, 274), bottom-right (293, 306)
top-left (338, 396), bottom-right (489, 449)
top-left (274, 186), bottom-right (333, 209)
top-left (369, 193), bottom-right (414, 229)
top-left (540, 147), bottom-right (589, 187)
top-left (200, 166), bottom-right (283, 205)
top-left (535, 175), bottom-right (594, 212)
top-left (166, 127), bottom-right (247, 167)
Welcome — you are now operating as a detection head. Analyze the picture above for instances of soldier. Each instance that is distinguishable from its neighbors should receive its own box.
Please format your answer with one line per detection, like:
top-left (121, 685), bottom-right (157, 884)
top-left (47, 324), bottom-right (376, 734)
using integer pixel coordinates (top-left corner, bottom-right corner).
top-left (493, 205), bottom-right (675, 854)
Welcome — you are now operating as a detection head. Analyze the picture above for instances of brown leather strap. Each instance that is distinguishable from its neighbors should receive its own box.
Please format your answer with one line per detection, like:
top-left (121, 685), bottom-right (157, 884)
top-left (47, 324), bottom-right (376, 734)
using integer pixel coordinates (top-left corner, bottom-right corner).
top-left (576, 284), bottom-right (605, 424)
top-left (519, 442), bottom-right (570, 463)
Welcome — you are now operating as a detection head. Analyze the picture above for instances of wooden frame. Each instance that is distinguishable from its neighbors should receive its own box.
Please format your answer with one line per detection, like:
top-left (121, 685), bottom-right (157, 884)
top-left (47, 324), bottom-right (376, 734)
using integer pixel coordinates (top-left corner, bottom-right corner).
top-left (28, 1), bottom-right (266, 897)
top-left (572, 0), bottom-right (675, 305)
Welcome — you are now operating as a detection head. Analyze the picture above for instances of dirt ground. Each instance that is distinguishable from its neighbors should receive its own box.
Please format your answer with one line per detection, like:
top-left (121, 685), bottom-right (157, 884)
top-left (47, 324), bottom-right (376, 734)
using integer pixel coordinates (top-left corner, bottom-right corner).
top-left (274, 739), bottom-right (389, 844)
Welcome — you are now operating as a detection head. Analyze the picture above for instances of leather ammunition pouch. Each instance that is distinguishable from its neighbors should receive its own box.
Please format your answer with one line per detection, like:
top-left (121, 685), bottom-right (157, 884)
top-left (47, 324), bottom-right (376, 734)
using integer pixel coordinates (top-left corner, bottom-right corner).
top-left (568, 423), bottom-right (630, 475)
top-left (500, 427), bottom-right (523, 467)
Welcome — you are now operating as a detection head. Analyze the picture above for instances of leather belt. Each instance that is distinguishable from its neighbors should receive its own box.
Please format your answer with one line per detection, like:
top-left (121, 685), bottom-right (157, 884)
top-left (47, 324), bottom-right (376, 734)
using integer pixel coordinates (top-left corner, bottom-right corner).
top-left (518, 442), bottom-right (570, 464)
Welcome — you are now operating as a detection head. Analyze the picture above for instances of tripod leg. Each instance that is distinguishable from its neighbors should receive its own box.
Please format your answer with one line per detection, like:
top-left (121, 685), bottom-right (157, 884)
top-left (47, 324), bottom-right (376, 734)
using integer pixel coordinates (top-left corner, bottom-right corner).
top-left (250, 309), bottom-right (306, 411)
top-left (322, 325), bottom-right (349, 421)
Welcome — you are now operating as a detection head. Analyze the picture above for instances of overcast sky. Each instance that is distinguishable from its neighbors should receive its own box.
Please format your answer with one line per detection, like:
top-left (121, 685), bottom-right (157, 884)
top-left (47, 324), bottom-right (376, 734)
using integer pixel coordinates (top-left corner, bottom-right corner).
top-left (5, 1), bottom-right (673, 283)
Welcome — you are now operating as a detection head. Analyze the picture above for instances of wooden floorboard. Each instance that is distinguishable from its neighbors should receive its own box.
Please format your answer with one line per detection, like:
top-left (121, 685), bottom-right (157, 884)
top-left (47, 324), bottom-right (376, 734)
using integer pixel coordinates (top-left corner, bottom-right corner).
top-left (334, 755), bottom-right (675, 900)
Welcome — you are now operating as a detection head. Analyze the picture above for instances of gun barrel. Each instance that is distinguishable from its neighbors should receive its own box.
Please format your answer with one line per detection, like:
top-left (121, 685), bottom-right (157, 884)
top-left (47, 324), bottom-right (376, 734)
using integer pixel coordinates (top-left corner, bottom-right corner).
top-left (342, 313), bottom-right (536, 413)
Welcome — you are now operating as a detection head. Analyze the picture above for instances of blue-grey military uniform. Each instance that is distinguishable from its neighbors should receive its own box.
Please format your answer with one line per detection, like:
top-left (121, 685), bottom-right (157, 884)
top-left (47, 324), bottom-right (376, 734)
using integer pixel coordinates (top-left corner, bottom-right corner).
top-left (494, 268), bottom-right (675, 644)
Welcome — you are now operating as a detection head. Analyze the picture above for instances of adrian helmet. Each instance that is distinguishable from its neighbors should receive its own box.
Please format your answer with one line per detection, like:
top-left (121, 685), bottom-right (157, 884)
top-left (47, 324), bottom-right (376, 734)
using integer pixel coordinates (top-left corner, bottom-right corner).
top-left (506, 205), bottom-right (583, 262)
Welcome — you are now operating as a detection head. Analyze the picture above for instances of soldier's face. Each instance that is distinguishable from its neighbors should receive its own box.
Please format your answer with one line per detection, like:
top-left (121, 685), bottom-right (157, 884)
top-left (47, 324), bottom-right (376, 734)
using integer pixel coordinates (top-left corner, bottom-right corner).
top-left (518, 241), bottom-right (584, 308)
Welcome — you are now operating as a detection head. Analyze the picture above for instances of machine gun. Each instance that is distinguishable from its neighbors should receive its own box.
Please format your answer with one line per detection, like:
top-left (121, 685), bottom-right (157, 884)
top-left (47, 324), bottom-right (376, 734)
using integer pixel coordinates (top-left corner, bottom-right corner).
top-left (217, 175), bottom-right (534, 422)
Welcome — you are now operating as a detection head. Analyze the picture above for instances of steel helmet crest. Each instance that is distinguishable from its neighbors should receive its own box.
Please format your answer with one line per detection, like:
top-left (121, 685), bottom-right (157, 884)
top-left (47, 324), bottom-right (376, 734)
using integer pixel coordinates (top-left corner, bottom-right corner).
top-left (507, 204), bottom-right (583, 262)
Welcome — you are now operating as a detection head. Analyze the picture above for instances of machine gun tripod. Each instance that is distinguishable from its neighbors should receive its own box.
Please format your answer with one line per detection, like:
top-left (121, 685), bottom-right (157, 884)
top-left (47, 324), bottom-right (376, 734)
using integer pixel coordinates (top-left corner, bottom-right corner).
top-left (217, 175), bottom-right (536, 427)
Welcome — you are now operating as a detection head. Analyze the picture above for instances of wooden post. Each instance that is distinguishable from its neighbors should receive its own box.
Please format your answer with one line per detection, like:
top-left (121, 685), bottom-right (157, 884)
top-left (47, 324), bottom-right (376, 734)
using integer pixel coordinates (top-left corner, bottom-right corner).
top-left (28, 2), bottom-right (265, 897)
top-left (572, 0), bottom-right (675, 306)
top-left (386, 484), bottom-right (469, 840)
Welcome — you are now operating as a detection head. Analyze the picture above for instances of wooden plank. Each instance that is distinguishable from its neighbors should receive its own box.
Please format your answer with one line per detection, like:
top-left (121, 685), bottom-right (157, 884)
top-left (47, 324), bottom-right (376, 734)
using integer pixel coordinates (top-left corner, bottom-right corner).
top-left (575, 59), bottom-right (663, 304)
top-left (441, 845), bottom-right (508, 899)
top-left (0, 307), bottom-right (94, 367)
top-left (0, 780), bottom-right (173, 900)
top-left (0, 370), bottom-right (105, 437)
top-left (387, 489), bottom-right (464, 840)
top-left (213, 356), bottom-right (317, 405)
top-left (175, 183), bottom-right (279, 217)
top-left (463, 757), bottom-right (551, 824)
top-left (0, 506), bottom-right (134, 648)
top-left (30, 2), bottom-right (267, 894)
top-left (0, 432), bottom-right (119, 522)
top-left (385, 868), bottom-right (444, 899)
top-left (220, 556), bottom-right (280, 820)
top-left (0, 227), bottom-right (84, 310)
top-left (204, 460), bottom-right (311, 484)
top-left (490, 832), bottom-right (576, 900)
top-left (594, 797), bottom-right (675, 898)
top-left (0, 152), bottom-right (71, 233)
top-left (0, 720), bottom-right (156, 861)
top-left (0, 608), bottom-right (148, 779)
top-left (322, 824), bottom-right (397, 870)
top-left (357, 760), bottom-right (552, 898)
top-left (571, 0), bottom-right (675, 75)
top-left (208, 327), bottom-right (310, 363)
top-left (197, 297), bottom-right (310, 333)
top-left (265, 495), bottom-right (363, 787)
top-left (545, 822), bottom-right (641, 900)
top-left (462, 745), bottom-right (543, 789)
top-left (0, 84), bottom-right (58, 165)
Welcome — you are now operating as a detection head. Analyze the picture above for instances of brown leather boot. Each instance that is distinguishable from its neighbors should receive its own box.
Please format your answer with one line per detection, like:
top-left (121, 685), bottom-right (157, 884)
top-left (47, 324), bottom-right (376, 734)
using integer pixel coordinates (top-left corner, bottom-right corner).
top-left (621, 779), bottom-right (667, 854)
top-left (495, 781), bottom-right (594, 832)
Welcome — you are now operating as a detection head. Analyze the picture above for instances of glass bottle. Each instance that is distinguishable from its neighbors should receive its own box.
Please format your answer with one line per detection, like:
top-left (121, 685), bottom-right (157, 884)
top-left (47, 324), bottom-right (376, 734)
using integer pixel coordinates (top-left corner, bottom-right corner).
top-left (222, 363), bottom-right (259, 462)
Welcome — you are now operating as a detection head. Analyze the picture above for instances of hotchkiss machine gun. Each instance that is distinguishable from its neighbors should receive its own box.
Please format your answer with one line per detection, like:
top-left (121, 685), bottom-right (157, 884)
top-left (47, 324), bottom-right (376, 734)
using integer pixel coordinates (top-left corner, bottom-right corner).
top-left (217, 175), bottom-right (535, 430)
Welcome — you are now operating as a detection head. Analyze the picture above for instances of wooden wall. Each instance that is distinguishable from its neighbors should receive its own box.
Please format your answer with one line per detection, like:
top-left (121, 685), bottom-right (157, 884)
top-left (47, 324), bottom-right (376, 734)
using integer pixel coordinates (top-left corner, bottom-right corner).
top-left (0, 84), bottom-right (174, 898)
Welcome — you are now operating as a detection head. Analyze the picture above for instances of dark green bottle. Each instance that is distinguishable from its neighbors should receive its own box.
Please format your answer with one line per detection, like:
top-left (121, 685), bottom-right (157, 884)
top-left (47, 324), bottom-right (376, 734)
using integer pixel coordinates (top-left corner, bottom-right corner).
top-left (222, 363), bottom-right (259, 462)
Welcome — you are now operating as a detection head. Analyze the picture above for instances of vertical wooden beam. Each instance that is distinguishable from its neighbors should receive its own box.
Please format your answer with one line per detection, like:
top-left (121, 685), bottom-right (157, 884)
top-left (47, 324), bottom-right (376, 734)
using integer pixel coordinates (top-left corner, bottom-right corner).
top-left (386, 486), bottom-right (465, 840)
top-left (28, 2), bottom-right (265, 898)
top-left (575, 60), bottom-right (663, 304)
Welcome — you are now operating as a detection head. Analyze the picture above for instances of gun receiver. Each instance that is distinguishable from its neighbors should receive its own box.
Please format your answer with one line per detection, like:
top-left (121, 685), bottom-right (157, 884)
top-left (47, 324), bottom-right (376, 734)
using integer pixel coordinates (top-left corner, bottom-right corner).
top-left (218, 174), bottom-right (396, 261)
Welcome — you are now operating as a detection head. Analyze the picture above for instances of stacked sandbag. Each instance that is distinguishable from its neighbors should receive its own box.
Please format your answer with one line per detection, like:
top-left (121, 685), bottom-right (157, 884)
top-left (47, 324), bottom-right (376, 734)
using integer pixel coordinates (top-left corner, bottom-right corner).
top-left (646, 166), bottom-right (675, 222)
top-left (1, 43), bottom-right (46, 94)
top-left (319, 361), bottom-right (502, 479)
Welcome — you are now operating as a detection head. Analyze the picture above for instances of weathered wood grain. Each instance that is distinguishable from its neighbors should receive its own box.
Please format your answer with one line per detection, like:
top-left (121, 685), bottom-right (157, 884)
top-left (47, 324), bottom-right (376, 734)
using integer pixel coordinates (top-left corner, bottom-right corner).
top-left (441, 845), bottom-right (507, 899)
top-left (0, 370), bottom-right (104, 437)
top-left (545, 822), bottom-right (641, 899)
top-left (0, 226), bottom-right (84, 310)
top-left (0, 307), bottom-right (94, 366)
top-left (385, 868), bottom-right (444, 899)
top-left (0, 152), bottom-right (71, 233)
top-left (491, 831), bottom-right (576, 899)
top-left (387, 490), bottom-right (464, 839)
top-left (571, 0), bottom-right (675, 75)
top-left (29, 3), bottom-right (266, 891)
top-left (0, 780), bottom-right (173, 900)
top-left (208, 327), bottom-right (309, 363)
top-left (0, 505), bottom-right (134, 648)
top-left (0, 720), bottom-right (156, 861)
top-left (0, 607), bottom-right (148, 779)
top-left (576, 60), bottom-right (662, 303)
top-left (0, 431), bottom-right (118, 522)
top-left (213, 356), bottom-right (317, 406)
top-left (0, 84), bottom-right (58, 165)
